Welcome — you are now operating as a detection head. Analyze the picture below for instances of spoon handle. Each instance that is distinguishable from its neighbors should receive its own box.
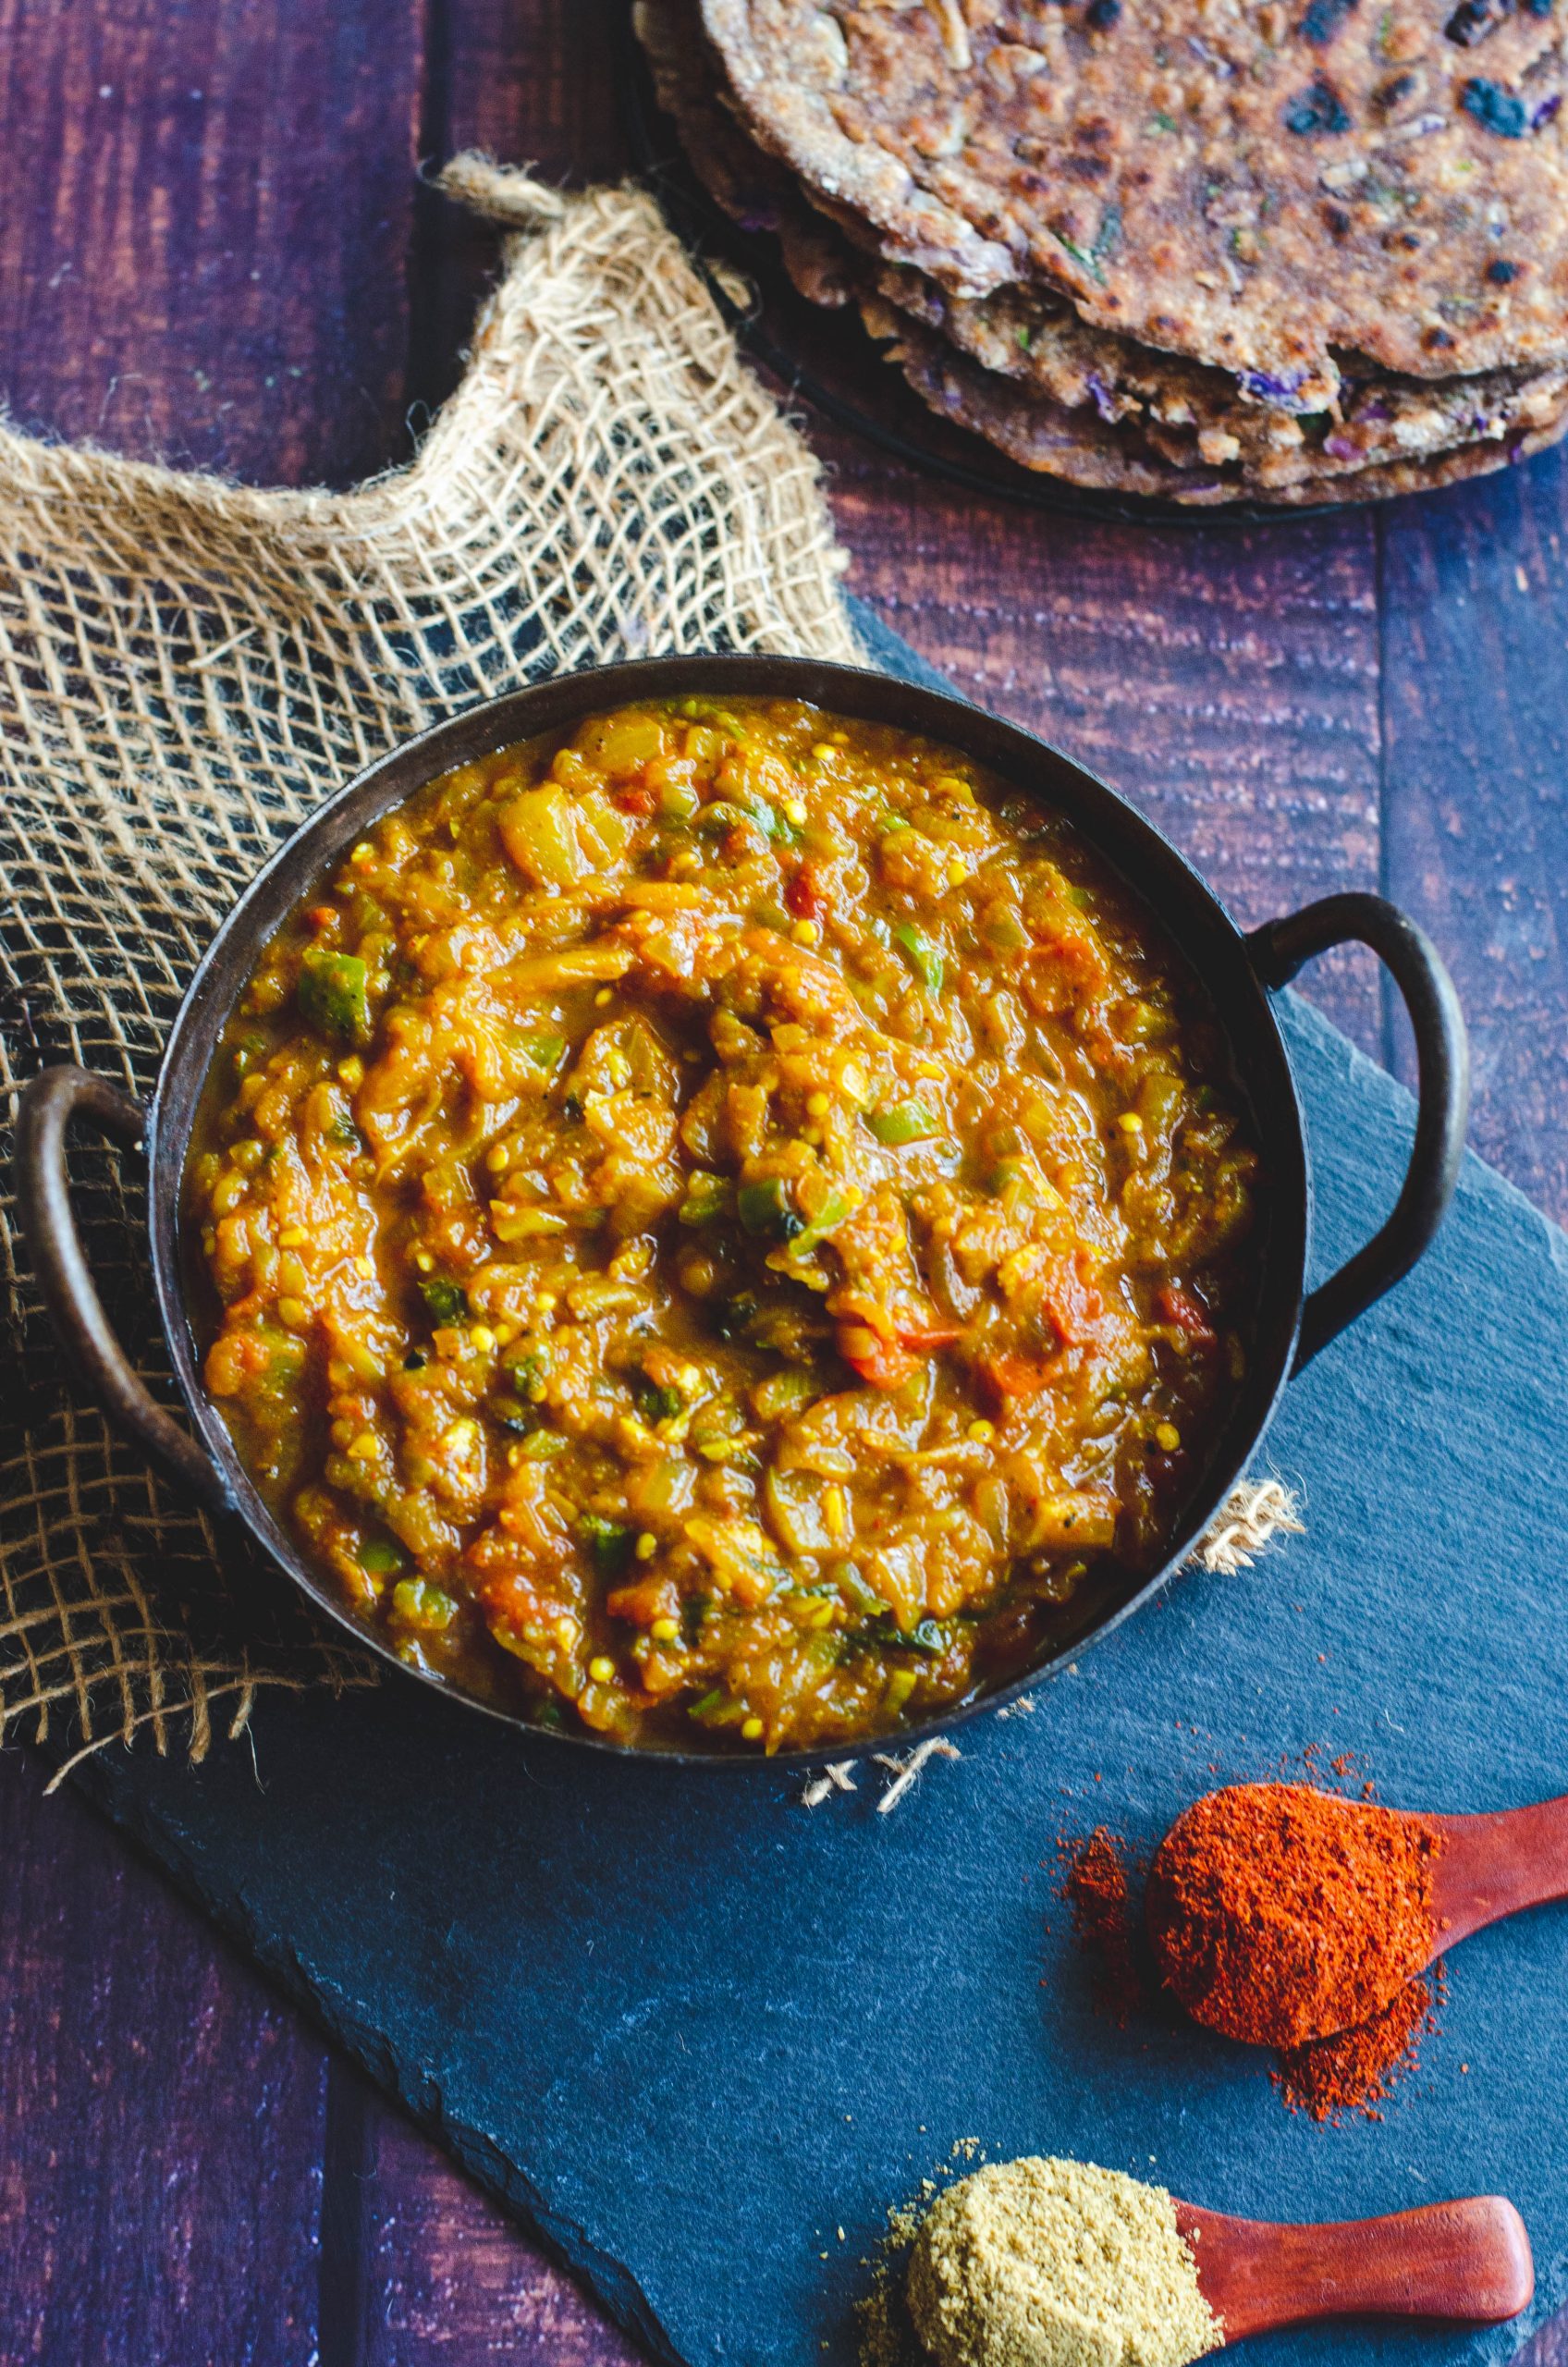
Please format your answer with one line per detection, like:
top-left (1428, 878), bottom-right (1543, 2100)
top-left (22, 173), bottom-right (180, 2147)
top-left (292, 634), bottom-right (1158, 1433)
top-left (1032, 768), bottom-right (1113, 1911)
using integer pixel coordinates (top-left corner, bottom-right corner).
top-left (1175, 2198), bottom-right (1534, 2340)
top-left (1430, 1796), bottom-right (1568, 1950)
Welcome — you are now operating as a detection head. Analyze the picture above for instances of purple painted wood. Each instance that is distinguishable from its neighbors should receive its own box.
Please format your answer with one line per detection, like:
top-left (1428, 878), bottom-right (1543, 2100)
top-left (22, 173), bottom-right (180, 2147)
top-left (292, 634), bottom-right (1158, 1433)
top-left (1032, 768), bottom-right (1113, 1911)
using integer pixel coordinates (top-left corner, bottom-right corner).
top-left (0, 1), bottom-right (1563, 2363)
top-left (0, 1748), bottom-right (329, 2364)
top-left (1378, 463), bottom-right (1568, 1231)
top-left (0, 0), bottom-right (423, 486)
top-left (352, 2095), bottom-right (649, 2367)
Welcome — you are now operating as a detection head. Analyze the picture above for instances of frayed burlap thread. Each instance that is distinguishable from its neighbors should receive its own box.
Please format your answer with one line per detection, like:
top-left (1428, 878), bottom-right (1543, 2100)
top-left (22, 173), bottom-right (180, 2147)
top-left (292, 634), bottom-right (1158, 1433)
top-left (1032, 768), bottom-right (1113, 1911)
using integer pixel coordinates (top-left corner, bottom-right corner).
top-left (0, 156), bottom-right (1295, 1782)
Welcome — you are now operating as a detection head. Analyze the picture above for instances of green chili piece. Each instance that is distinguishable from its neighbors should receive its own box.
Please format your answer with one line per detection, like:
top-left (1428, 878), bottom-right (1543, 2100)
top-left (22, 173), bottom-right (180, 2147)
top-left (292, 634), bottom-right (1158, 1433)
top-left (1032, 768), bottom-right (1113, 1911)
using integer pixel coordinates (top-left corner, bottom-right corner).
top-left (514, 1429), bottom-right (569, 1461)
top-left (391, 1578), bottom-right (457, 1630)
top-left (866, 1100), bottom-right (939, 1147)
top-left (892, 921), bottom-right (944, 996)
top-left (580, 1514), bottom-right (635, 1575)
top-left (686, 1685), bottom-right (753, 1729)
top-left (785, 1184), bottom-right (855, 1257)
top-left (696, 800), bottom-right (769, 838)
top-left (679, 1171), bottom-right (733, 1227)
top-left (736, 1176), bottom-right (804, 1243)
top-left (357, 1535), bottom-right (406, 1578)
top-left (419, 1276), bottom-right (468, 1325)
top-left (521, 1031), bottom-right (567, 1073)
top-left (752, 1367), bottom-right (819, 1420)
top-left (837, 1564), bottom-right (885, 1617)
top-left (660, 779), bottom-right (702, 821)
top-left (885, 1667), bottom-right (918, 1712)
top-left (261, 1333), bottom-right (307, 1388)
top-left (232, 1028), bottom-right (271, 1079)
top-left (981, 907), bottom-right (1030, 956)
top-left (298, 948), bottom-right (370, 1043)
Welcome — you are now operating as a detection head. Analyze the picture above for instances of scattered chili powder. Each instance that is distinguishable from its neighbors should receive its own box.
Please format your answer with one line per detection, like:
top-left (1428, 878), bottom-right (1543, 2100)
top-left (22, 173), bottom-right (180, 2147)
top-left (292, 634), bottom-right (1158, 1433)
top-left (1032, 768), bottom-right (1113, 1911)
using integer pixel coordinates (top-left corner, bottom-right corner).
top-left (1273, 1967), bottom-right (1444, 2124)
top-left (1145, 1783), bottom-right (1445, 2048)
top-left (1060, 1827), bottom-right (1144, 2021)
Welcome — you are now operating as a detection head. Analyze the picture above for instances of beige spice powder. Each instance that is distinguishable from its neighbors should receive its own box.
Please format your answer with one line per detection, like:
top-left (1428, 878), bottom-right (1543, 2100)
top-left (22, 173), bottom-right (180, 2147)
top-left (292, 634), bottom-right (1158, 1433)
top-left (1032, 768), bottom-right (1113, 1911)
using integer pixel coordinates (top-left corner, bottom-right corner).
top-left (906, 2157), bottom-right (1223, 2367)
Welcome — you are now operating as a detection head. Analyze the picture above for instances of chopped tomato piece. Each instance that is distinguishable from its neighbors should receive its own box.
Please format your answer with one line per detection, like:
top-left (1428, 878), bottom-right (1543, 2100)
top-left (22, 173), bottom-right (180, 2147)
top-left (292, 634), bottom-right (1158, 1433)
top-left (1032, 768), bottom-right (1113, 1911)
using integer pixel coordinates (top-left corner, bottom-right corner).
top-left (1039, 1259), bottom-right (1103, 1348)
top-left (838, 1321), bottom-right (923, 1392)
top-left (786, 863), bottom-right (824, 921)
top-left (606, 1574), bottom-right (679, 1626)
top-left (1158, 1285), bottom-right (1217, 1348)
top-left (982, 1353), bottom-right (1058, 1404)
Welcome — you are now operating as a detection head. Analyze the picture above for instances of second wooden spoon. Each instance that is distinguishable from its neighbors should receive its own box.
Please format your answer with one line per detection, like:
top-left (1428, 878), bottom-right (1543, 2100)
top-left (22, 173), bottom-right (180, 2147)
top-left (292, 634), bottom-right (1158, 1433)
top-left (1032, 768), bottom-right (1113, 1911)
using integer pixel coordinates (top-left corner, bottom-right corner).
top-left (1178, 2193), bottom-right (1534, 2342)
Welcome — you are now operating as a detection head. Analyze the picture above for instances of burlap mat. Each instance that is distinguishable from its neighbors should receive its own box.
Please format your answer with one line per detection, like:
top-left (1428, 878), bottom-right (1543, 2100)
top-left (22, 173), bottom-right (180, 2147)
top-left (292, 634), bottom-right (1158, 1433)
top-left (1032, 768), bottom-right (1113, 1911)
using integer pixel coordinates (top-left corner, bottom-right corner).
top-left (0, 157), bottom-right (1296, 1784)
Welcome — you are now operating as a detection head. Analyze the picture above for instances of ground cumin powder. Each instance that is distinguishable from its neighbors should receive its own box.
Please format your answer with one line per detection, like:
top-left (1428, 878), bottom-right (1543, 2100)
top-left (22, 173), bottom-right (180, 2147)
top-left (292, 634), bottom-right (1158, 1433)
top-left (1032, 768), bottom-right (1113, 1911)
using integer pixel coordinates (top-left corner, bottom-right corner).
top-left (907, 2158), bottom-right (1222, 2367)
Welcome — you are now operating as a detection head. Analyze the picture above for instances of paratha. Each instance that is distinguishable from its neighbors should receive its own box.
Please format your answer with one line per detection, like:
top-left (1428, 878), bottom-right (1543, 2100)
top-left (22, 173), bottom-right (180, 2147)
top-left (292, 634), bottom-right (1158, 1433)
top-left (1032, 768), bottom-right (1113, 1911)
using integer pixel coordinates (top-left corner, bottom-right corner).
top-left (641, 0), bottom-right (1568, 487)
top-left (700, 0), bottom-right (1568, 386)
top-left (874, 262), bottom-right (1568, 484)
top-left (633, 0), bottom-right (860, 304)
top-left (638, 0), bottom-right (1568, 494)
top-left (877, 303), bottom-right (1568, 498)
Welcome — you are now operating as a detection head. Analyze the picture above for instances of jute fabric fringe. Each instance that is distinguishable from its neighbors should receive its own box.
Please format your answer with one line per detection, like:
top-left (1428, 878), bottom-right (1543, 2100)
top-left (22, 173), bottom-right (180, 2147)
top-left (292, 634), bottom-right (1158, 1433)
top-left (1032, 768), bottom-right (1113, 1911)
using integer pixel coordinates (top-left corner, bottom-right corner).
top-left (0, 157), bottom-right (1295, 1782)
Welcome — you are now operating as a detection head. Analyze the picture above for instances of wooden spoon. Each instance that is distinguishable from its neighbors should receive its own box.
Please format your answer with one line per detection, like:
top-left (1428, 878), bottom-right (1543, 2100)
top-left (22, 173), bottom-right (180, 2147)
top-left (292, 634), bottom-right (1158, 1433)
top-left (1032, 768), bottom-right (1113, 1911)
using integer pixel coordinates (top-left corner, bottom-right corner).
top-left (1427, 1796), bottom-right (1568, 1954)
top-left (1175, 2195), bottom-right (1534, 2342)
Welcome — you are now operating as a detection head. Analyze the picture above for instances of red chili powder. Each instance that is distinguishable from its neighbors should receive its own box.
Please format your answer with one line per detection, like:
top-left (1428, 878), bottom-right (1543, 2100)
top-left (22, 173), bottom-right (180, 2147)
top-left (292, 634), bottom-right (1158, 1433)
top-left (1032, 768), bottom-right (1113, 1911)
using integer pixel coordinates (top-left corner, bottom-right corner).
top-left (1145, 1782), bottom-right (1445, 2049)
top-left (1273, 1967), bottom-right (1445, 2124)
top-left (1060, 1826), bottom-right (1145, 2023)
top-left (1057, 1784), bottom-right (1446, 2126)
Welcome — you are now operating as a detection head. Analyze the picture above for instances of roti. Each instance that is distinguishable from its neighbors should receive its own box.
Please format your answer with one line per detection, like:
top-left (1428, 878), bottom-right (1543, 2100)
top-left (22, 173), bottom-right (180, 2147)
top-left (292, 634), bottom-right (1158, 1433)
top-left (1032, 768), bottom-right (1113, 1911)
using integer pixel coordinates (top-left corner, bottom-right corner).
top-left (637, 0), bottom-right (1568, 496)
top-left (700, 0), bottom-right (1568, 386)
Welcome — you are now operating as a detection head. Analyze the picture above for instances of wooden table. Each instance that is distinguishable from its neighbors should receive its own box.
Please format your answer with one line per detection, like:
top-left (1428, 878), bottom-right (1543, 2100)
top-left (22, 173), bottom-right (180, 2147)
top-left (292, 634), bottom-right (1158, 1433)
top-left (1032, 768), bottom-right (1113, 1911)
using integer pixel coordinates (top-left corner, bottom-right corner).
top-left (1, 4), bottom-right (1562, 2361)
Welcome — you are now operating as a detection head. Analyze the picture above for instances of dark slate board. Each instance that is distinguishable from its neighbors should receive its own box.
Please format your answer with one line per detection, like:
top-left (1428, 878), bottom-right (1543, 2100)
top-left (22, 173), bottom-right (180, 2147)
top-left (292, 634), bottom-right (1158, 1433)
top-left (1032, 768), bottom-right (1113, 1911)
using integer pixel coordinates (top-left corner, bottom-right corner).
top-left (55, 611), bottom-right (1568, 2367)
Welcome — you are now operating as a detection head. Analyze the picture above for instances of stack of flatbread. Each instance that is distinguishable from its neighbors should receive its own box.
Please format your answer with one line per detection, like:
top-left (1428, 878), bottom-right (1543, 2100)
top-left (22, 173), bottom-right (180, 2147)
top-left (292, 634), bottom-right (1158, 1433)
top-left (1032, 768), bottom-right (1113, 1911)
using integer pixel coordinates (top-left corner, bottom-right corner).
top-left (634, 0), bottom-right (1568, 504)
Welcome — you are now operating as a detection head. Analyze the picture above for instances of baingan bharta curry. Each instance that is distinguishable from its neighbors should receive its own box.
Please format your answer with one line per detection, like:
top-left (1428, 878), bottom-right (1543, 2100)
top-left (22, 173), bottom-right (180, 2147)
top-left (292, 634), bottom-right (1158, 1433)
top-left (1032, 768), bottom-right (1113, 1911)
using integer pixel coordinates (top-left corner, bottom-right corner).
top-left (187, 696), bottom-right (1260, 1752)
